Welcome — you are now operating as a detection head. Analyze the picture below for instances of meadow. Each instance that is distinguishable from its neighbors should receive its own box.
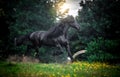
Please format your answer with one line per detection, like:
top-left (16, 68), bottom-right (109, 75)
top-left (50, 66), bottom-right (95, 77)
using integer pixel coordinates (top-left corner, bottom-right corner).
top-left (0, 61), bottom-right (120, 77)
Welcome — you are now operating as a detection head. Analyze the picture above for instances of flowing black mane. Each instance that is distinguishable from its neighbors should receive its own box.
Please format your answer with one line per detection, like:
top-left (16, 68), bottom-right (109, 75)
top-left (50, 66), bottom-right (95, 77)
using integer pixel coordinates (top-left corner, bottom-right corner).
top-left (44, 15), bottom-right (77, 39)
top-left (45, 22), bottom-right (64, 38)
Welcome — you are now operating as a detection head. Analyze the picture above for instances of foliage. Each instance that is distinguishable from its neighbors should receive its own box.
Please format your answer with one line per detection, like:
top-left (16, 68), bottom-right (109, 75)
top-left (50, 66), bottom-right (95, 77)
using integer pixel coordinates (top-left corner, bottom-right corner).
top-left (78, 0), bottom-right (120, 39)
top-left (0, 61), bottom-right (120, 77)
top-left (85, 37), bottom-right (119, 62)
top-left (38, 47), bottom-right (68, 63)
top-left (9, 0), bottom-right (56, 38)
top-left (72, 0), bottom-right (120, 62)
top-left (1, 0), bottom-right (120, 63)
top-left (1, 0), bottom-right (71, 62)
top-left (8, 0), bottom-right (66, 54)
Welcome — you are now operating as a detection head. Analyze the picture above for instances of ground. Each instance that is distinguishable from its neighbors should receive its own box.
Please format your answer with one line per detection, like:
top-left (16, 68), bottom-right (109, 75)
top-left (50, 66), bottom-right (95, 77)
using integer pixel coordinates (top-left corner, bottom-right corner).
top-left (0, 61), bottom-right (120, 77)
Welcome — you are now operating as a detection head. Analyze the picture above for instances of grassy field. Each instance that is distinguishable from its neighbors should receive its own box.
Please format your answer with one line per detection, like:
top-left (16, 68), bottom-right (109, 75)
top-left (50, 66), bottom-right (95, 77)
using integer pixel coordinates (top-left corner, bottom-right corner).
top-left (0, 61), bottom-right (120, 77)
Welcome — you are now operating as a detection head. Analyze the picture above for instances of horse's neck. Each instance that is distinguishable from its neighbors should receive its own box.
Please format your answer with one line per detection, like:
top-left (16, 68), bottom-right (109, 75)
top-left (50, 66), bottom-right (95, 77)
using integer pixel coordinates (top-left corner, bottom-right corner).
top-left (55, 22), bottom-right (70, 35)
top-left (44, 22), bottom-right (70, 39)
top-left (63, 23), bottom-right (70, 37)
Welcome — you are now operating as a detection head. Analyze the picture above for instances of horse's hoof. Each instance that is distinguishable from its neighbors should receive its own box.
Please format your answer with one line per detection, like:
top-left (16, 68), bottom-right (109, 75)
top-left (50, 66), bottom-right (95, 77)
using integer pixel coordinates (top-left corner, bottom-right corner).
top-left (67, 57), bottom-right (74, 63)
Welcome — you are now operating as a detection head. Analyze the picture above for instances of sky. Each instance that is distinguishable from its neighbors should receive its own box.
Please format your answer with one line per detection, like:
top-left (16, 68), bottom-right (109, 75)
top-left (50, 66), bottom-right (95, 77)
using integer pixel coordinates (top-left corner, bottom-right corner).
top-left (62, 0), bottom-right (81, 17)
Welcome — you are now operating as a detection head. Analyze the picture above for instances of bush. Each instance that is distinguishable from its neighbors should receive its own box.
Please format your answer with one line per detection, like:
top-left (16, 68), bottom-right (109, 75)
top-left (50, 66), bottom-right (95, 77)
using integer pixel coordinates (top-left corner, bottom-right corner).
top-left (85, 37), bottom-right (119, 62)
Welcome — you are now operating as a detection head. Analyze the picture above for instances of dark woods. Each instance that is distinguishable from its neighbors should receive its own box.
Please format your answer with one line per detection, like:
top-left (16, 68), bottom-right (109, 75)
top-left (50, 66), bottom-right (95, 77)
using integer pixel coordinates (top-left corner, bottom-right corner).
top-left (0, 0), bottom-right (120, 63)
top-left (78, 0), bottom-right (120, 63)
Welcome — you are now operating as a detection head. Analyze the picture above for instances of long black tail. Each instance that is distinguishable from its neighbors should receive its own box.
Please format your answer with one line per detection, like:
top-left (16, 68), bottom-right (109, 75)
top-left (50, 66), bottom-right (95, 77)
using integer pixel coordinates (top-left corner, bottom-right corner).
top-left (14, 33), bottom-right (31, 46)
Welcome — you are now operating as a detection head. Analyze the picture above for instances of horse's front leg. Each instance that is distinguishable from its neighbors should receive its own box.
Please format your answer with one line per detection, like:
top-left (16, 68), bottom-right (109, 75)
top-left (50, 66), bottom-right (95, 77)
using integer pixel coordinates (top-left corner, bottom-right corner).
top-left (65, 42), bottom-right (74, 62)
top-left (34, 46), bottom-right (40, 58)
top-left (56, 43), bottom-right (64, 52)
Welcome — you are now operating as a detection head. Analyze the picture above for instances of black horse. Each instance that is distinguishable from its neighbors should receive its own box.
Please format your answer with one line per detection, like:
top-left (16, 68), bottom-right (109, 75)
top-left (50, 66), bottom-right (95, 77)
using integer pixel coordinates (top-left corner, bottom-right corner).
top-left (14, 15), bottom-right (80, 62)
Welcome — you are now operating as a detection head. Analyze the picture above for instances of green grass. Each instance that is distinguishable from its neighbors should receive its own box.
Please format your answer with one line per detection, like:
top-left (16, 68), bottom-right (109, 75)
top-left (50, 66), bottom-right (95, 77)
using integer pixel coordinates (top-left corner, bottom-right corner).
top-left (0, 61), bottom-right (120, 77)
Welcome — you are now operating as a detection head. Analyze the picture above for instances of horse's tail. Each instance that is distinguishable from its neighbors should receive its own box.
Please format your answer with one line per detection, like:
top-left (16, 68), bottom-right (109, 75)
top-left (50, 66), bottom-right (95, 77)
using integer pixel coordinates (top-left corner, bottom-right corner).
top-left (14, 33), bottom-right (31, 46)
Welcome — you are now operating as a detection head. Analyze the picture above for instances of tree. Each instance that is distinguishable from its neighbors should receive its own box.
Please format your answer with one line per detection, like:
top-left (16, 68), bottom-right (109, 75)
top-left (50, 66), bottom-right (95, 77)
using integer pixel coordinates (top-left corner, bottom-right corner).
top-left (2, 0), bottom-right (68, 62)
top-left (76, 0), bottom-right (120, 62)
top-left (78, 0), bottom-right (120, 39)
top-left (0, 0), bottom-right (19, 53)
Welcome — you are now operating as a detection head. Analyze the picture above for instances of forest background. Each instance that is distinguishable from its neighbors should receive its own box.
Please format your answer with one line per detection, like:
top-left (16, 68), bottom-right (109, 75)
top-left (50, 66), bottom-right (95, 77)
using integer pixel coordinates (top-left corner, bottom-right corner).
top-left (0, 0), bottom-right (120, 63)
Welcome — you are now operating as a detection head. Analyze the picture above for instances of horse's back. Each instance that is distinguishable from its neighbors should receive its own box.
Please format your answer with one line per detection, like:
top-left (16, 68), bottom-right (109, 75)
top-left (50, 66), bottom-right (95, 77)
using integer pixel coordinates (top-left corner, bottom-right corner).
top-left (29, 31), bottom-right (46, 42)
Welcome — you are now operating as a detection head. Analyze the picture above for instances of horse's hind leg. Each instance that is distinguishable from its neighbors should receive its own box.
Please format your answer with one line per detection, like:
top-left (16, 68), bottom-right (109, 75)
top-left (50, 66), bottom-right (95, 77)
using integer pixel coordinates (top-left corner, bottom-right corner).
top-left (26, 44), bottom-right (40, 58)
top-left (25, 45), bottom-right (33, 56)
top-left (34, 46), bottom-right (40, 58)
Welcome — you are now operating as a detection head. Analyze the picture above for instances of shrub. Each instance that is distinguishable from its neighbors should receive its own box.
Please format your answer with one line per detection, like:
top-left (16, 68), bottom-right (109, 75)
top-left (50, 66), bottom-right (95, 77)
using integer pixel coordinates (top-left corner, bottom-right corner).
top-left (85, 37), bottom-right (119, 62)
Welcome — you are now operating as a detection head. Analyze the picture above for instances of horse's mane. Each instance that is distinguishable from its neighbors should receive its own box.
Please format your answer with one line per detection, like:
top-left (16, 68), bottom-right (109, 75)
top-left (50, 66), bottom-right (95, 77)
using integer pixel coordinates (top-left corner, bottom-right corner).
top-left (45, 15), bottom-right (75, 39)
top-left (45, 20), bottom-right (64, 38)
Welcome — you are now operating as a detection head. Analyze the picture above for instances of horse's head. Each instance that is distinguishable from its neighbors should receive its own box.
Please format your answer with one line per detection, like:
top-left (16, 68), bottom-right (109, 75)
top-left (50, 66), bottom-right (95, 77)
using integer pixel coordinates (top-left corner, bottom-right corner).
top-left (62, 15), bottom-right (80, 31)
